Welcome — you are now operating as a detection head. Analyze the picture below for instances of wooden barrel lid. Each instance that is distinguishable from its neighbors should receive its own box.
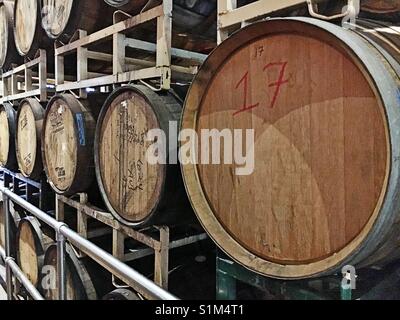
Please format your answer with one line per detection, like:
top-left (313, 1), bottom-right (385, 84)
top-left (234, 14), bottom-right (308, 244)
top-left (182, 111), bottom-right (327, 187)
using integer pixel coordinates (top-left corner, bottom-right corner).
top-left (96, 87), bottom-right (166, 225)
top-left (42, 96), bottom-right (79, 193)
top-left (42, 244), bottom-right (97, 300)
top-left (16, 99), bottom-right (45, 178)
top-left (0, 2), bottom-right (9, 67)
top-left (16, 217), bottom-right (45, 287)
top-left (0, 106), bottom-right (11, 166)
top-left (14, 0), bottom-right (38, 56)
top-left (181, 18), bottom-right (396, 278)
top-left (41, 0), bottom-right (74, 38)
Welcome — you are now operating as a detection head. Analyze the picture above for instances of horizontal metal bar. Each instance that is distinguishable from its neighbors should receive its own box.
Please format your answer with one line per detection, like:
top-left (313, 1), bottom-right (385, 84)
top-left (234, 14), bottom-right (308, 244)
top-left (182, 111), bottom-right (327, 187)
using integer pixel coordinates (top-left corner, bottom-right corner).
top-left (125, 38), bottom-right (207, 62)
top-left (125, 233), bottom-right (209, 262)
top-left (0, 187), bottom-right (177, 301)
top-left (55, 67), bottom-right (163, 92)
top-left (218, 0), bottom-right (306, 28)
top-left (58, 195), bottom-right (160, 249)
top-left (2, 57), bottom-right (42, 77)
top-left (0, 89), bottom-right (42, 103)
top-left (0, 246), bottom-right (44, 300)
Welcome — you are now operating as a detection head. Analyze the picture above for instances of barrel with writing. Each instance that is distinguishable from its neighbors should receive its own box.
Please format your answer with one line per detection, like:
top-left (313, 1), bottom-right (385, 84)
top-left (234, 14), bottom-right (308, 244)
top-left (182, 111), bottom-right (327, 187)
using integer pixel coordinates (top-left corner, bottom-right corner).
top-left (0, 102), bottom-right (18, 171)
top-left (95, 85), bottom-right (192, 228)
top-left (41, 0), bottom-right (115, 41)
top-left (13, 0), bottom-right (52, 57)
top-left (16, 99), bottom-right (46, 180)
top-left (0, 0), bottom-right (22, 70)
top-left (181, 17), bottom-right (400, 279)
top-left (16, 216), bottom-right (53, 288)
top-left (42, 93), bottom-right (105, 196)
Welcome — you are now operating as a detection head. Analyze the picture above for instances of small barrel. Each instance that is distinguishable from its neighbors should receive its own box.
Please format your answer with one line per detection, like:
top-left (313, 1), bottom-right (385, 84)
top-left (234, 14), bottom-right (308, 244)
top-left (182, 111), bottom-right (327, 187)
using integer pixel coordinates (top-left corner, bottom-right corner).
top-left (95, 85), bottom-right (192, 227)
top-left (13, 0), bottom-right (51, 57)
top-left (16, 98), bottom-right (46, 180)
top-left (103, 289), bottom-right (140, 300)
top-left (0, 102), bottom-right (17, 171)
top-left (0, 0), bottom-right (22, 70)
top-left (41, 243), bottom-right (97, 300)
top-left (41, 0), bottom-right (115, 41)
top-left (42, 94), bottom-right (105, 196)
top-left (16, 216), bottom-right (53, 288)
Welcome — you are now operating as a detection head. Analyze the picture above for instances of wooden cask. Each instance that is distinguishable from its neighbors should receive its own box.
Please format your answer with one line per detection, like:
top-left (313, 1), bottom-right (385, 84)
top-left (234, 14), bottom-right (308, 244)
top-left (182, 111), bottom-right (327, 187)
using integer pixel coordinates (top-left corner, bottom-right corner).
top-left (181, 18), bottom-right (400, 279)
top-left (16, 216), bottom-right (53, 287)
top-left (16, 99), bottom-right (46, 180)
top-left (41, 243), bottom-right (97, 300)
top-left (13, 0), bottom-right (51, 57)
top-left (0, 103), bottom-right (18, 171)
top-left (41, 0), bottom-right (115, 42)
top-left (95, 85), bottom-right (192, 227)
top-left (0, 0), bottom-right (22, 70)
top-left (42, 94), bottom-right (105, 196)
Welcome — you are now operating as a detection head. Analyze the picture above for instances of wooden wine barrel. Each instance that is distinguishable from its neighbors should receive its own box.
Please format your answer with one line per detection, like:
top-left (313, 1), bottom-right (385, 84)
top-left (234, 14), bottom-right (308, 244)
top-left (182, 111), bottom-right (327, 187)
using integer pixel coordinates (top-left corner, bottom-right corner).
top-left (41, 0), bottom-right (115, 41)
top-left (0, 0), bottom-right (22, 70)
top-left (16, 216), bottom-right (53, 287)
top-left (0, 103), bottom-right (18, 171)
top-left (13, 0), bottom-right (51, 57)
top-left (16, 99), bottom-right (46, 180)
top-left (181, 17), bottom-right (400, 279)
top-left (95, 85), bottom-right (192, 227)
top-left (41, 243), bottom-right (97, 300)
top-left (42, 94), bottom-right (105, 196)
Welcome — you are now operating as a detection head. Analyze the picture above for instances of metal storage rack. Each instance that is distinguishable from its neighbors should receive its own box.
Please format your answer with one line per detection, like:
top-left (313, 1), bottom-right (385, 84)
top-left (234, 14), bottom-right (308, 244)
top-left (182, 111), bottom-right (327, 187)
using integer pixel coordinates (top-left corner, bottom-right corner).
top-left (54, 0), bottom-right (207, 98)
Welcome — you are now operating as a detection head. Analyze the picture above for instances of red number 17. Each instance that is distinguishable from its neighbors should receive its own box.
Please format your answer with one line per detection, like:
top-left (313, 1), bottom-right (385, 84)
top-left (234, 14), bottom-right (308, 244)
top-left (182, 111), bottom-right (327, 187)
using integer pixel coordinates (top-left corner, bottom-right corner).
top-left (233, 62), bottom-right (289, 117)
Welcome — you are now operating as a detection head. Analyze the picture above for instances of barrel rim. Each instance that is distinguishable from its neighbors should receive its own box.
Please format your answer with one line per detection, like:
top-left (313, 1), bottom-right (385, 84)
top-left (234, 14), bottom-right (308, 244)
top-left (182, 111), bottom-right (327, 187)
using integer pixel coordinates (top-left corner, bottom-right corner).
top-left (94, 85), bottom-right (168, 228)
top-left (180, 17), bottom-right (398, 279)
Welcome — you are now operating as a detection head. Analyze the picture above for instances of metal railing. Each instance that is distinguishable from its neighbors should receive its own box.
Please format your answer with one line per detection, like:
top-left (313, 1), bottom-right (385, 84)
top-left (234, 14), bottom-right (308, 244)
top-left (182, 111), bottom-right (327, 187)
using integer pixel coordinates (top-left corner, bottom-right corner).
top-left (0, 186), bottom-right (178, 300)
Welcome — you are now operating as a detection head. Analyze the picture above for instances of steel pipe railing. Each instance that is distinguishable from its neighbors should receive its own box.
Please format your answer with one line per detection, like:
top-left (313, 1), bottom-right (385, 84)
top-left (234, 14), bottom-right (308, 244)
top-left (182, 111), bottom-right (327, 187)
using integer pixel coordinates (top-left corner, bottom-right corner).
top-left (0, 246), bottom-right (44, 300)
top-left (0, 186), bottom-right (177, 301)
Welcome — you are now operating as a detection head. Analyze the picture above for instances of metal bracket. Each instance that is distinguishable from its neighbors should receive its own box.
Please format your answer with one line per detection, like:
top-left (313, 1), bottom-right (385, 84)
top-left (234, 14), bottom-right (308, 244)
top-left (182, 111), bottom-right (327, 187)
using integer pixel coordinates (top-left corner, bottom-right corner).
top-left (307, 0), bottom-right (360, 20)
